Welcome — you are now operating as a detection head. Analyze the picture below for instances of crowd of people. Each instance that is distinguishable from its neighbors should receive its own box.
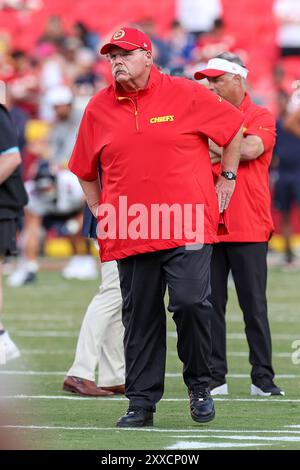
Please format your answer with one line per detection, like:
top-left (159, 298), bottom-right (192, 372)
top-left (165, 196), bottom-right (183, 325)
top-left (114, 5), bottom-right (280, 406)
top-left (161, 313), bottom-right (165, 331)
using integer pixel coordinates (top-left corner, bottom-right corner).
top-left (0, 3), bottom-right (299, 273)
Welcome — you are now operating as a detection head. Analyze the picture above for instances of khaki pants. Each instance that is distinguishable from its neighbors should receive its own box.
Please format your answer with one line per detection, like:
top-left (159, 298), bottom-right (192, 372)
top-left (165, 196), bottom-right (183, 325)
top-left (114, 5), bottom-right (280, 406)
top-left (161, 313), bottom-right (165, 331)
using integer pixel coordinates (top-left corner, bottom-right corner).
top-left (67, 260), bottom-right (125, 386)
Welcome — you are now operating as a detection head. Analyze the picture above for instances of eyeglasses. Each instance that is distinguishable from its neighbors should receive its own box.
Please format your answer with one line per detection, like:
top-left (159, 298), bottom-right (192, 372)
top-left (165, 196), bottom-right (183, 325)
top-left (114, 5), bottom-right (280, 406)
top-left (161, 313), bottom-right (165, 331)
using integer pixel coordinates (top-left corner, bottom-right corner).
top-left (107, 49), bottom-right (145, 62)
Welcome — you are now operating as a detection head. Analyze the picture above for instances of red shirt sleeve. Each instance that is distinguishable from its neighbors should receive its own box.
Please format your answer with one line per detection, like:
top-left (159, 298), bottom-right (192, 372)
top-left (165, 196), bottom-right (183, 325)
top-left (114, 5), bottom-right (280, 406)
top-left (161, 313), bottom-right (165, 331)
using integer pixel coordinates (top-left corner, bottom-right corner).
top-left (191, 83), bottom-right (244, 146)
top-left (68, 107), bottom-right (99, 181)
top-left (244, 109), bottom-right (276, 152)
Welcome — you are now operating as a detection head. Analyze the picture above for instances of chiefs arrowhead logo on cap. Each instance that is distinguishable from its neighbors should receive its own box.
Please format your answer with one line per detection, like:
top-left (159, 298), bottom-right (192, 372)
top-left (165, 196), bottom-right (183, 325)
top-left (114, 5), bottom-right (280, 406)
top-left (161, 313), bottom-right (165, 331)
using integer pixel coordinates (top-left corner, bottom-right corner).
top-left (113, 30), bottom-right (125, 40)
top-left (100, 27), bottom-right (152, 55)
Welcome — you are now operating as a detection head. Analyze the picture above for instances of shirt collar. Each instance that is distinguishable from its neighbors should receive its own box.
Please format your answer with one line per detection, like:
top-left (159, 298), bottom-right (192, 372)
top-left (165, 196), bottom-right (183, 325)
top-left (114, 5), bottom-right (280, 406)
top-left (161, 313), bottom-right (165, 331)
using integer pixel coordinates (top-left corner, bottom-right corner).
top-left (113, 65), bottom-right (162, 98)
top-left (238, 92), bottom-right (252, 113)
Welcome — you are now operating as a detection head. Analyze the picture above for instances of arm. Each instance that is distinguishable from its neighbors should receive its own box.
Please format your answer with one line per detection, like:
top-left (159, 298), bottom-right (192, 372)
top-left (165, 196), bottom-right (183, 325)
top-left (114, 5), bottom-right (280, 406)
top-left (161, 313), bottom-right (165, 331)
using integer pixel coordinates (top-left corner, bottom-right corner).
top-left (78, 176), bottom-right (101, 217)
top-left (210, 134), bottom-right (264, 163)
top-left (215, 126), bottom-right (243, 213)
top-left (240, 134), bottom-right (264, 161)
top-left (0, 151), bottom-right (22, 185)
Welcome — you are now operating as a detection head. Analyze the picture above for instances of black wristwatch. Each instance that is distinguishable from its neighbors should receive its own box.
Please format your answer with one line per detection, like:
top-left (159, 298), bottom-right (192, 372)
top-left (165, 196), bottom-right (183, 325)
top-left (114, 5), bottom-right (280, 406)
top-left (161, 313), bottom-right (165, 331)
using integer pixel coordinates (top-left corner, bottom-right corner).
top-left (221, 171), bottom-right (237, 181)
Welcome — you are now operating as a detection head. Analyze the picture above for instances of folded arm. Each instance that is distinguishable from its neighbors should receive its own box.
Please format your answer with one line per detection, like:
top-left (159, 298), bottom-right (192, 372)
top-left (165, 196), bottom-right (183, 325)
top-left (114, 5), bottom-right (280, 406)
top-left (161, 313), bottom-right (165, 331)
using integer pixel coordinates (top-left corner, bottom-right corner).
top-left (214, 126), bottom-right (243, 213)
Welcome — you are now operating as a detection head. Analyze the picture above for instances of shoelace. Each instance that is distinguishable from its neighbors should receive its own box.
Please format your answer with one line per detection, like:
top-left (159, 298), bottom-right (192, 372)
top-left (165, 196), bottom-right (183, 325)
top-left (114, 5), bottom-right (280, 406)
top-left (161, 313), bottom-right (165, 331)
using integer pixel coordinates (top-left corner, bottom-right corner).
top-left (127, 406), bottom-right (143, 415)
top-left (190, 388), bottom-right (210, 401)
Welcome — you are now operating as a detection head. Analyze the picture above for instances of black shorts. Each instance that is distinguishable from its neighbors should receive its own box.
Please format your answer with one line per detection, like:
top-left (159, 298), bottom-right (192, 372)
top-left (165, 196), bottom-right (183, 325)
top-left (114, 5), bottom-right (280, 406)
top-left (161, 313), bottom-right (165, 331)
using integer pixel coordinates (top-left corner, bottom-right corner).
top-left (0, 219), bottom-right (18, 257)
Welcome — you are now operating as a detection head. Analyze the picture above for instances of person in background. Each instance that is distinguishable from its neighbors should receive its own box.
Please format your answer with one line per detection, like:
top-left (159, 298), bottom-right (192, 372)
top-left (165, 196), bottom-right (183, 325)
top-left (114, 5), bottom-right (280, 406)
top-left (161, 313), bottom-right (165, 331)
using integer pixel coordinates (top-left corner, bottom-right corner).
top-left (138, 18), bottom-right (171, 68)
top-left (71, 21), bottom-right (100, 52)
top-left (63, 205), bottom-right (125, 397)
top-left (0, 103), bottom-right (28, 363)
top-left (195, 52), bottom-right (284, 397)
top-left (274, 88), bottom-right (300, 267)
top-left (167, 20), bottom-right (196, 71)
top-left (273, 0), bottom-right (300, 57)
top-left (176, 0), bottom-right (223, 38)
top-left (195, 19), bottom-right (236, 62)
top-left (38, 15), bottom-right (67, 50)
top-left (8, 86), bottom-right (97, 286)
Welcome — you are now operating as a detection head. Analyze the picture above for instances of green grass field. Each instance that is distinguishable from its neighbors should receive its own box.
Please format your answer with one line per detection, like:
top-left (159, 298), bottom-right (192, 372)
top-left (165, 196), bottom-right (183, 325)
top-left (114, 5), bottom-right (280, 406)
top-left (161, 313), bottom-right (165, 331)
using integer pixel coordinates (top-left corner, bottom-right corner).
top-left (1, 262), bottom-right (300, 450)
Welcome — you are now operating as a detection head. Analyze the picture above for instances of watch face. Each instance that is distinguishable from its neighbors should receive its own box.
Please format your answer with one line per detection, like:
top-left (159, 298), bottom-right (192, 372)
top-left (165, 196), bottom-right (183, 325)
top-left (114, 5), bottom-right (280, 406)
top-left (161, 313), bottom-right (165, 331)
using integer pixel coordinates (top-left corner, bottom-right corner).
top-left (222, 171), bottom-right (236, 180)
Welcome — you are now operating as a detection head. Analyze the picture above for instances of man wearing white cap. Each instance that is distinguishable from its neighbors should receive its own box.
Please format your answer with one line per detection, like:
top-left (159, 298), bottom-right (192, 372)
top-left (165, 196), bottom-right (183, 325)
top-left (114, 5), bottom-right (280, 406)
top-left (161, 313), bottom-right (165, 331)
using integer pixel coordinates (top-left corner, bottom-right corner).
top-left (194, 52), bottom-right (284, 397)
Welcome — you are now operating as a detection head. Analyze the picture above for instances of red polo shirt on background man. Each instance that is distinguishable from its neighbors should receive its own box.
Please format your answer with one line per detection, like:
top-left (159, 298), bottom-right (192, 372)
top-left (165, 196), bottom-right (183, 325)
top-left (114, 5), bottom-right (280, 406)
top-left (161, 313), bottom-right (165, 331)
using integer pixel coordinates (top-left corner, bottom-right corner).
top-left (213, 92), bottom-right (276, 243)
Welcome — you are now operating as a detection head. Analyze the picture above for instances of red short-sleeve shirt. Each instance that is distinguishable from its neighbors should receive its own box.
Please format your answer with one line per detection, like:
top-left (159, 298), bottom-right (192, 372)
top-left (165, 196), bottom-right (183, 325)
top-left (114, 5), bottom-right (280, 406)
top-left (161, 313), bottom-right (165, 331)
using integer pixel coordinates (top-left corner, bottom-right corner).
top-left (214, 93), bottom-right (276, 243)
top-left (69, 67), bottom-right (243, 261)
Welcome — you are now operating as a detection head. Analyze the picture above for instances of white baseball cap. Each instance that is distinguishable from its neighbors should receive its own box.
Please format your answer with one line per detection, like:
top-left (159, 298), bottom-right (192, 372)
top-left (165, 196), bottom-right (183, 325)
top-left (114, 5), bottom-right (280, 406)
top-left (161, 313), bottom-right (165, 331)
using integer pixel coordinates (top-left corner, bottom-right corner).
top-left (194, 58), bottom-right (249, 80)
top-left (46, 85), bottom-right (73, 107)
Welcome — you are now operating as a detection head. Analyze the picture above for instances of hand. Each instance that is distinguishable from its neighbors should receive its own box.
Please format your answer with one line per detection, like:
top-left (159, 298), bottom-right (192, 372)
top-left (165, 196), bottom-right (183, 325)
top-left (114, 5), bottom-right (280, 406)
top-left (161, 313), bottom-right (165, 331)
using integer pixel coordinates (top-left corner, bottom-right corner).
top-left (215, 175), bottom-right (236, 213)
top-left (88, 201), bottom-right (99, 218)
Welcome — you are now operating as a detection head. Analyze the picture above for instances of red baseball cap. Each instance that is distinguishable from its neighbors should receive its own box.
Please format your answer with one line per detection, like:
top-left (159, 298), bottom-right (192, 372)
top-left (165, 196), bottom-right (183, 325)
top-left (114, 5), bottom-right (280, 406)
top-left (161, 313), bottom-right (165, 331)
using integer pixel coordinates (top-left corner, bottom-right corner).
top-left (100, 27), bottom-right (152, 55)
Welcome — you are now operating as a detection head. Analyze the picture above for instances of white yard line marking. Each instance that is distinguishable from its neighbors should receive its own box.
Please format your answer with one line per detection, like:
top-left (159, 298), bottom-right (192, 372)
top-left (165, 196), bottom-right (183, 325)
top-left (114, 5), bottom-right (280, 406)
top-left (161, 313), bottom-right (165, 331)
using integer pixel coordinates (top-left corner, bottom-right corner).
top-left (20, 350), bottom-right (74, 355)
top-left (0, 425), bottom-right (128, 431)
top-left (0, 370), bottom-right (299, 379)
top-left (165, 430), bottom-right (300, 434)
top-left (166, 372), bottom-right (300, 381)
top-left (2, 424), bottom-right (300, 450)
top-left (0, 371), bottom-right (66, 376)
top-left (10, 313), bottom-right (300, 324)
top-left (227, 315), bottom-right (300, 324)
top-left (225, 352), bottom-right (293, 358)
top-left (167, 332), bottom-right (300, 340)
top-left (2, 425), bottom-right (300, 434)
top-left (8, 331), bottom-right (299, 339)
top-left (167, 434), bottom-right (300, 450)
top-left (226, 333), bottom-right (300, 340)
top-left (169, 351), bottom-right (292, 358)
top-left (12, 331), bottom-right (78, 337)
top-left (8, 315), bottom-right (77, 321)
top-left (165, 373), bottom-right (298, 378)
top-left (1, 395), bottom-right (300, 403)
top-left (172, 435), bottom-right (300, 441)
top-left (166, 442), bottom-right (270, 449)
top-left (11, 313), bottom-right (300, 323)
top-left (0, 395), bottom-right (125, 401)
top-left (12, 349), bottom-right (292, 357)
top-left (13, 323), bottom-right (77, 330)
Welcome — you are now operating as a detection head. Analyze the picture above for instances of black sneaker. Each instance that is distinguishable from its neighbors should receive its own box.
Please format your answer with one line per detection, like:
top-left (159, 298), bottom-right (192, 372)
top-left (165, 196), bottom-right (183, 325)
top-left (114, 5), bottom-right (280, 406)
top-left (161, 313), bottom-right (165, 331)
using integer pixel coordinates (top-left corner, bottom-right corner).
top-left (116, 406), bottom-right (153, 428)
top-left (251, 378), bottom-right (285, 396)
top-left (188, 387), bottom-right (215, 423)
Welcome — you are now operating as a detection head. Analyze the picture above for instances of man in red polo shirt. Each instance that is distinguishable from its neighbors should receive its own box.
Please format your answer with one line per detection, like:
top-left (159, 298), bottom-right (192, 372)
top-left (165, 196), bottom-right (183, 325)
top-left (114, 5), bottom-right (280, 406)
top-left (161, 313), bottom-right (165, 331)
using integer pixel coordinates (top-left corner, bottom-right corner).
top-left (195, 52), bottom-right (284, 397)
top-left (69, 28), bottom-right (244, 427)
